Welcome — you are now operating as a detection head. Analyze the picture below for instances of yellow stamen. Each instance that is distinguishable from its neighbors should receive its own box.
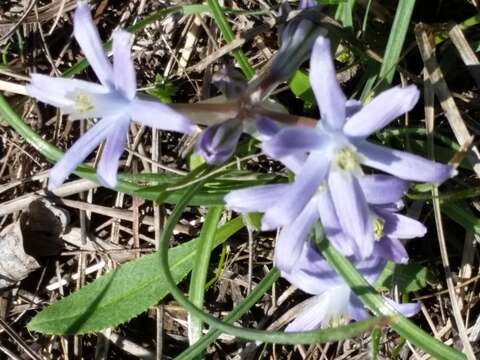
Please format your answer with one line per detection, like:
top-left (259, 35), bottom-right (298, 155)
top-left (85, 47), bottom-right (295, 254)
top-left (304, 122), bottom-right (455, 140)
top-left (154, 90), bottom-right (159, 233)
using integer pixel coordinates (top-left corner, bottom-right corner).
top-left (74, 93), bottom-right (95, 113)
top-left (335, 147), bottom-right (358, 172)
top-left (374, 217), bottom-right (385, 240)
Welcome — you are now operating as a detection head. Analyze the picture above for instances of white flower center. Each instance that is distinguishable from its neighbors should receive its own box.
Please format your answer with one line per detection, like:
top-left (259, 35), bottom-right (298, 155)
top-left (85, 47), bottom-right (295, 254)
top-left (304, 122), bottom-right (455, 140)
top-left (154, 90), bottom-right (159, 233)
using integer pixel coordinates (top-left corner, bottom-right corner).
top-left (74, 93), bottom-right (95, 113)
top-left (321, 286), bottom-right (351, 328)
top-left (335, 147), bottom-right (359, 172)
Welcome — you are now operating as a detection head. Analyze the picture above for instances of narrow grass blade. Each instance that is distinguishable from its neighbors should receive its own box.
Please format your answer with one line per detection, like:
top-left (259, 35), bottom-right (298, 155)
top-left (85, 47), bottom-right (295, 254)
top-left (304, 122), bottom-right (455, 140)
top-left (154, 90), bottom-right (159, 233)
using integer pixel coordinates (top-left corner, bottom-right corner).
top-left (207, 0), bottom-right (255, 79)
top-left (378, 0), bottom-right (416, 86)
top-left (188, 206), bottom-right (224, 345)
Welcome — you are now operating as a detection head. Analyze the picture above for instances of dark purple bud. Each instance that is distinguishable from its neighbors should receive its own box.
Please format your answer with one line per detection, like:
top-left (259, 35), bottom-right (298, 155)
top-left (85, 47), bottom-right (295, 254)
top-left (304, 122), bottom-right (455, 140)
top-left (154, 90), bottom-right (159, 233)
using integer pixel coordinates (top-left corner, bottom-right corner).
top-left (195, 119), bottom-right (243, 164)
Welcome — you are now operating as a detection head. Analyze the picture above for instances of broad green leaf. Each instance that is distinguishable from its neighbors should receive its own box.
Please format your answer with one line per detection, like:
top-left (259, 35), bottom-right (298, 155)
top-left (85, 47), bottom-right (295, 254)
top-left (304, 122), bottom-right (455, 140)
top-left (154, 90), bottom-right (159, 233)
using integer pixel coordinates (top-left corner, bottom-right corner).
top-left (375, 262), bottom-right (432, 293)
top-left (28, 217), bottom-right (244, 335)
top-left (288, 70), bottom-right (316, 106)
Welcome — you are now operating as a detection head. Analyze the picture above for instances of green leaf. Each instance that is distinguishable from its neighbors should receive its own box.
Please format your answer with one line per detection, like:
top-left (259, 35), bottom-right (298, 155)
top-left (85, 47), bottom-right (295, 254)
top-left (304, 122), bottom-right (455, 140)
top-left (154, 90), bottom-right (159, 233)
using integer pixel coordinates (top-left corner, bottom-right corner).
top-left (371, 328), bottom-right (381, 360)
top-left (288, 70), bottom-right (316, 106)
top-left (146, 74), bottom-right (177, 103)
top-left (188, 206), bottom-right (224, 344)
top-left (28, 217), bottom-right (244, 335)
top-left (442, 202), bottom-right (480, 235)
top-left (377, 0), bottom-right (416, 86)
top-left (335, 0), bottom-right (355, 29)
top-left (207, 0), bottom-right (255, 79)
top-left (375, 262), bottom-right (431, 293)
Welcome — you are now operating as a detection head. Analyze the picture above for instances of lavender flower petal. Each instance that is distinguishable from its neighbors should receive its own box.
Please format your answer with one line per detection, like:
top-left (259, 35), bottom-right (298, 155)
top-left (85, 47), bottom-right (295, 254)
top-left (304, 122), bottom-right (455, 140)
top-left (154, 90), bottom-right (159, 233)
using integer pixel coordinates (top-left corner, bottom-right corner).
top-left (285, 295), bottom-right (331, 332)
top-left (317, 190), bottom-right (355, 256)
top-left (347, 295), bottom-right (370, 321)
top-left (262, 153), bottom-right (329, 229)
top-left (262, 127), bottom-right (325, 159)
top-left (48, 118), bottom-right (114, 190)
top-left (385, 298), bottom-right (421, 317)
top-left (224, 183), bottom-right (290, 215)
top-left (356, 140), bottom-right (455, 183)
top-left (374, 236), bottom-right (409, 264)
top-left (344, 85), bottom-right (420, 138)
top-left (275, 198), bottom-right (318, 272)
top-left (345, 100), bottom-right (363, 117)
top-left (328, 169), bottom-right (374, 258)
top-left (27, 73), bottom-right (106, 108)
top-left (112, 29), bottom-right (136, 100)
top-left (299, 0), bottom-right (317, 9)
top-left (310, 37), bottom-right (346, 130)
top-left (129, 98), bottom-right (197, 134)
top-left (196, 119), bottom-right (243, 164)
top-left (359, 175), bottom-right (409, 205)
top-left (383, 213), bottom-right (427, 239)
top-left (283, 242), bottom-right (347, 294)
top-left (73, 2), bottom-right (114, 87)
top-left (256, 118), bottom-right (306, 173)
top-left (255, 117), bottom-right (280, 138)
top-left (97, 116), bottom-right (130, 188)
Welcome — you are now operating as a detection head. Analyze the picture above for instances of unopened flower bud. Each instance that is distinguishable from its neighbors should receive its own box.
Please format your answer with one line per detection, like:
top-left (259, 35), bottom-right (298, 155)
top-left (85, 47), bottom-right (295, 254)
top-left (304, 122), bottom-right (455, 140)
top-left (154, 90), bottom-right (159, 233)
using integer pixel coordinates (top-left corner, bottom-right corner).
top-left (195, 118), bottom-right (243, 164)
top-left (249, 8), bottom-right (326, 101)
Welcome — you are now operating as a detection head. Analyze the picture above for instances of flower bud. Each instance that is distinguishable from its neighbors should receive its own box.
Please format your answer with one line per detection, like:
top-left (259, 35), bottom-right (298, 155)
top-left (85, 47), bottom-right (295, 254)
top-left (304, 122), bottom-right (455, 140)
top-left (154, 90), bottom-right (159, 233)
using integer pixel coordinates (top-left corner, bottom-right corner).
top-left (195, 118), bottom-right (243, 164)
top-left (249, 8), bottom-right (326, 101)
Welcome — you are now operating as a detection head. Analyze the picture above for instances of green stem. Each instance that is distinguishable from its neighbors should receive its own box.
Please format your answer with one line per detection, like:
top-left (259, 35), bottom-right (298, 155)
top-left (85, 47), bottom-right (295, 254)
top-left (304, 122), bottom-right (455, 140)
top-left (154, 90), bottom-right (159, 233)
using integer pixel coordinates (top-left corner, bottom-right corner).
top-left (207, 0), bottom-right (255, 79)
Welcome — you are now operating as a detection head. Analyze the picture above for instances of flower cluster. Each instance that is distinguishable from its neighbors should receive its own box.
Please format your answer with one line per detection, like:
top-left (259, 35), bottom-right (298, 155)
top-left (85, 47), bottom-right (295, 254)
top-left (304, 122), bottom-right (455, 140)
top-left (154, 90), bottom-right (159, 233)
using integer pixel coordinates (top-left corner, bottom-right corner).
top-left (225, 37), bottom-right (455, 328)
top-left (26, 3), bottom-right (455, 332)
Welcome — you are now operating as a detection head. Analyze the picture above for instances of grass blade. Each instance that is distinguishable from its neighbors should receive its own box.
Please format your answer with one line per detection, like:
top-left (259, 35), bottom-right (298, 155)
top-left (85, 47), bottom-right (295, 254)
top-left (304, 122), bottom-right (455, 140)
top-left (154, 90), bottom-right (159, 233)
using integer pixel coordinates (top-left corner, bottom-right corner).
top-left (207, 0), bottom-right (255, 79)
top-left (378, 0), bottom-right (416, 86)
top-left (188, 206), bottom-right (224, 345)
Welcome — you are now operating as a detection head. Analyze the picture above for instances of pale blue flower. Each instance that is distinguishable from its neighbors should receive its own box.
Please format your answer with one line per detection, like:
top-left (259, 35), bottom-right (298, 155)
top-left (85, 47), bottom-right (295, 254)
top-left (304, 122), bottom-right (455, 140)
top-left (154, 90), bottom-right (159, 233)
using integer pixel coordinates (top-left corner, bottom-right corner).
top-left (281, 242), bottom-right (421, 331)
top-left (226, 116), bottom-right (427, 269)
top-left (27, 2), bottom-right (196, 189)
top-left (259, 35), bottom-right (454, 259)
top-left (225, 173), bottom-right (425, 270)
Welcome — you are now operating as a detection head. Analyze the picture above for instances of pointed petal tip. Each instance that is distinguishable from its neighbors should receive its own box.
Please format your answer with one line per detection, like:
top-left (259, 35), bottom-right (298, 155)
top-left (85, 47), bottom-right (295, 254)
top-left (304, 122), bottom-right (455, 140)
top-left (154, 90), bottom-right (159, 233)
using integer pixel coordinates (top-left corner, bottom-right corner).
top-left (48, 170), bottom-right (66, 191)
top-left (47, 178), bottom-right (61, 192)
top-left (97, 173), bottom-right (117, 189)
top-left (313, 34), bottom-right (329, 50)
top-left (112, 28), bottom-right (133, 43)
top-left (261, 216), bottom-right (278, 231)
top-left (74, 1), bottom-right (92, 23)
